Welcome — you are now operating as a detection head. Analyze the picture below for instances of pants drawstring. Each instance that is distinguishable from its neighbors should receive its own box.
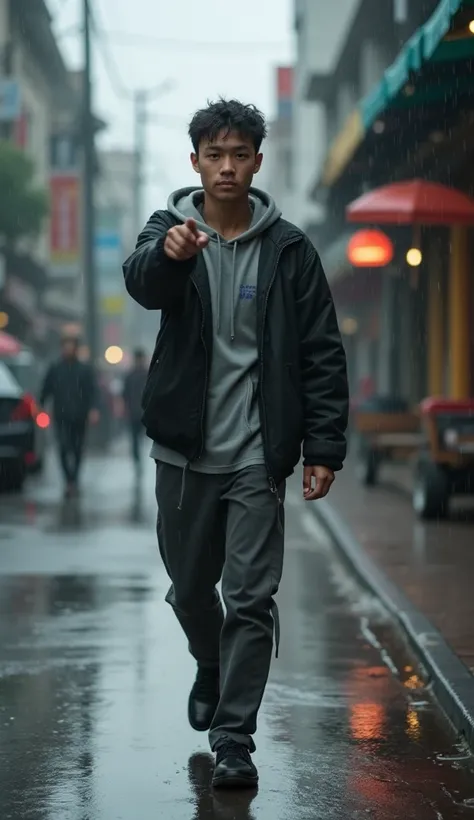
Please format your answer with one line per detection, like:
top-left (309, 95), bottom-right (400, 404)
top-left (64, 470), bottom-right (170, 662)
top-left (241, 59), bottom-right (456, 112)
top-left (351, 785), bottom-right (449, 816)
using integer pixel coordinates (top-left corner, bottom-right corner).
top-left (271, 601), bottom-right (280, 659)
top-left (177, 462), bottom-right (190, 511)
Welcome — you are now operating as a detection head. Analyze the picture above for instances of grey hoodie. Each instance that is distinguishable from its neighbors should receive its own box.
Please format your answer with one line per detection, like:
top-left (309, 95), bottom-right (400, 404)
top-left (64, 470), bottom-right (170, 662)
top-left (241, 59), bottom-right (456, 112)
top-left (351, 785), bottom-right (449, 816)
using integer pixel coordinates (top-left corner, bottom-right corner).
top-left (152, 186), bottom-right (281, 473)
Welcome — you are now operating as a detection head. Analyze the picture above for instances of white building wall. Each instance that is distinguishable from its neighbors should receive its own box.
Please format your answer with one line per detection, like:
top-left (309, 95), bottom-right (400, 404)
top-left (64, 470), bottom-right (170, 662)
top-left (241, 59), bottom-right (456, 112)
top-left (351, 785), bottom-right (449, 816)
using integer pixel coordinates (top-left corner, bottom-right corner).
top-left (292, 0), bottom-right (361, 230)
top-left (259, 123), bottom-right (294, 221)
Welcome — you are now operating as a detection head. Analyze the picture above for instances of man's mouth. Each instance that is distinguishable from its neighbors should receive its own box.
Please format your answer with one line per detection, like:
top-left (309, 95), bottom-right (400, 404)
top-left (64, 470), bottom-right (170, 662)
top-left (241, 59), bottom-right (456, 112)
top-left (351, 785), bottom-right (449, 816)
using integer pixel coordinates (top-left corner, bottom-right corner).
top-left (217, 181), bottom-right (236, 187)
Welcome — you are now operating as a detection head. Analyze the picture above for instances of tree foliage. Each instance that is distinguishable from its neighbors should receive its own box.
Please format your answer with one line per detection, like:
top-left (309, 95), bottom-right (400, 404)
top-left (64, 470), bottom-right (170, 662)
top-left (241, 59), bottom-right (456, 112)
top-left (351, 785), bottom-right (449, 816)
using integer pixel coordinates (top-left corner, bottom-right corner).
top-left (0, 140), bottom-right (48, 245)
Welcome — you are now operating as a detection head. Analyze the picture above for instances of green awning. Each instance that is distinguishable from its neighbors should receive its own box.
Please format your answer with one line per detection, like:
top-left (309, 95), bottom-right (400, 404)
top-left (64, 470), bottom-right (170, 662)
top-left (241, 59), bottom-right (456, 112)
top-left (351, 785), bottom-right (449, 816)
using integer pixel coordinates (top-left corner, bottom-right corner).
top-left (424, 0), bottom-right (465, 59)
top-left (361, 0), bottom-right (473, 128)
top-left (316, 0), bottom-right (474, 191)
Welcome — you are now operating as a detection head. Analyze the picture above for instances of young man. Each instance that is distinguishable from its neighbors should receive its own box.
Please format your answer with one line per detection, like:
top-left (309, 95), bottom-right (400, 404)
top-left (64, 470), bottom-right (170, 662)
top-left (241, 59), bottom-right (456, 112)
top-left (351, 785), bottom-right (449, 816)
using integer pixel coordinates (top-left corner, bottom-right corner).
top-left (40, 336), bottom-right (99, 497)
top-left (122, 348), bottom-right (148, 471)
top-left (123, 99), bottom-right (348, 789)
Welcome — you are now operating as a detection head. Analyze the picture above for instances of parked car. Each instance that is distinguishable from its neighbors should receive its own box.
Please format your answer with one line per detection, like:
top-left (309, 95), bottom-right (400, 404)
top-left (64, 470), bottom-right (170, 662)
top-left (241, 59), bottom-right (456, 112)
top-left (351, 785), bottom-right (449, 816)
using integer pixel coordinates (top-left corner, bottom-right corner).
top-left (0, 360), bottom-right (50, 491)
top-left (0, 345), bottom-right (49, 474)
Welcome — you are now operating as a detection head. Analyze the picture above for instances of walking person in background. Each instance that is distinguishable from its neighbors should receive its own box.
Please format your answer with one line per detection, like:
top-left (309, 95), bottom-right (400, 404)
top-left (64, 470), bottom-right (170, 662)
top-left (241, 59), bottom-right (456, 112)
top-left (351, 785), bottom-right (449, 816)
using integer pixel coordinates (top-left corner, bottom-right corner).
top-left (40, 336), bottom-right (100, 498)
top-left (122, 348), bottom-right (149, 472)
top-left (123, 99), bottom-right (348, 789)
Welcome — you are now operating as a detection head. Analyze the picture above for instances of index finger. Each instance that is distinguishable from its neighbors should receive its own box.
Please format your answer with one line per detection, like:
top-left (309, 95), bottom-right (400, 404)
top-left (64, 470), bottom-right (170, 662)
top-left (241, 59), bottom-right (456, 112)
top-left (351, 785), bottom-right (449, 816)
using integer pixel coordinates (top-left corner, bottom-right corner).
top-left (171, 224), bottom-right (199, 246)
top-left (185, 218), bottom-right (199, 235)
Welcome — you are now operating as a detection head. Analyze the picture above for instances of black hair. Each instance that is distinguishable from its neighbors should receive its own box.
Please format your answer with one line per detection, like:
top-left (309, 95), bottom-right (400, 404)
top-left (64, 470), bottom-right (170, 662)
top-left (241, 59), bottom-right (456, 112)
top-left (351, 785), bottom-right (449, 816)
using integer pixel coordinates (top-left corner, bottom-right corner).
top-left (188, 98), bottom-right (267, 154)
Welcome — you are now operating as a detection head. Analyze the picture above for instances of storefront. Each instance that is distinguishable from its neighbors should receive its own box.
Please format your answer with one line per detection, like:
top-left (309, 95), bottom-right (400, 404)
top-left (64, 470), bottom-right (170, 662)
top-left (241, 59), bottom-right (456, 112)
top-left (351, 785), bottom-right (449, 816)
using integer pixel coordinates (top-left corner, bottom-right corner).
top-left (316, 0), bottom-right (474, 403)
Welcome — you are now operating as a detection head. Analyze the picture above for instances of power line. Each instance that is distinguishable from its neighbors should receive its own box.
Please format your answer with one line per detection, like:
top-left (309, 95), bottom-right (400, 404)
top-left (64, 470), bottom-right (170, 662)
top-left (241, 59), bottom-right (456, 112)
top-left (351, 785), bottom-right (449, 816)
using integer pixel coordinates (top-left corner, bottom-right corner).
top-left (88, 0), bottom-right (134, 100)
top-left (88, 3), bottom-right (175, 102)
top-left (56, 24), bottom-right (288, 54)
top-left (100, 29), bottom-right (289, 53)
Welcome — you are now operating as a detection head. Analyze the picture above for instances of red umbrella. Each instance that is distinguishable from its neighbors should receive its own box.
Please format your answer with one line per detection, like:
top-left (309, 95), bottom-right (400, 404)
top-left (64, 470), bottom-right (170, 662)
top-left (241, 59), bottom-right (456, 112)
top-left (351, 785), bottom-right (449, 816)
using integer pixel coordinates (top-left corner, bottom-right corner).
top-left (346, 180), bottom-right (474, 226)
top-left (0, 331), bottom-right (22, 356)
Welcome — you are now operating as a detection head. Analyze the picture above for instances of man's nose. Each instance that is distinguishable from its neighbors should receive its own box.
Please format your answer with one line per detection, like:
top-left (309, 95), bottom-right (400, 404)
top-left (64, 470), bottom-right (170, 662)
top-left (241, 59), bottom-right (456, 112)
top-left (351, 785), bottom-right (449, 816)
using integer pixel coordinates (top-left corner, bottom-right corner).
top-left (220, 157), bottom-right (235, 175)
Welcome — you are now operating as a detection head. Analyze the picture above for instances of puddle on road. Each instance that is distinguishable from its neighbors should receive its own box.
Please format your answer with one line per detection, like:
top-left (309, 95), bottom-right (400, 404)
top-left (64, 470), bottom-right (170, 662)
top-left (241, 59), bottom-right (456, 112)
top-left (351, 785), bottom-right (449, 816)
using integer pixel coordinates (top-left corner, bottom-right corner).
top-left (1, 474), bottom-right (474, 818)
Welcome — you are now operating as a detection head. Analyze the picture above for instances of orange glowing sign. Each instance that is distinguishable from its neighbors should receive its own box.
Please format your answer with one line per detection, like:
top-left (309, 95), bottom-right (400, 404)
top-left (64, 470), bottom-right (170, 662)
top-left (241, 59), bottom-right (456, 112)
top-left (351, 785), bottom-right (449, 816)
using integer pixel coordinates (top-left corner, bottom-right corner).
top-left (347, 229), bottom-right (394, 268)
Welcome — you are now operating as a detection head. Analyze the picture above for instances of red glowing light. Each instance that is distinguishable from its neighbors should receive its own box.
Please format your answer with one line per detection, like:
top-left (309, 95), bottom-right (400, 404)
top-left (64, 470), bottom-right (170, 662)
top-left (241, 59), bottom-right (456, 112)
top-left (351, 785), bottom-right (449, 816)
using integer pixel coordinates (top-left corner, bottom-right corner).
top-left (347, 229), bottom-right (394, 268)
top-left (36, 412), bottom-right (50, 429)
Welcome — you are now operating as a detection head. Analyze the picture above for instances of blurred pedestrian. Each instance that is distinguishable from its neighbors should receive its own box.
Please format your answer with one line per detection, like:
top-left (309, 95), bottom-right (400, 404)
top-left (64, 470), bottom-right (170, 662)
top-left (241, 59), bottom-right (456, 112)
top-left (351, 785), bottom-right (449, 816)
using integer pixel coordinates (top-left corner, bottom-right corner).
top-left (122, 348), bottom-right (148, 471)
top-left (123, 99), bottom-right (349, 788)
top-left (40, 337), bottom-right (100, 497)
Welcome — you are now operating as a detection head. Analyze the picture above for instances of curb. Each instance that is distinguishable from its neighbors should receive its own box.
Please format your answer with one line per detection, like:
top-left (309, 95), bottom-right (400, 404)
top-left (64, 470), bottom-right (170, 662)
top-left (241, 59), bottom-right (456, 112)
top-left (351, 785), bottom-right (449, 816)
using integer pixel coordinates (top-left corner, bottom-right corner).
top-left (315, 499), bottom-right (474, 750)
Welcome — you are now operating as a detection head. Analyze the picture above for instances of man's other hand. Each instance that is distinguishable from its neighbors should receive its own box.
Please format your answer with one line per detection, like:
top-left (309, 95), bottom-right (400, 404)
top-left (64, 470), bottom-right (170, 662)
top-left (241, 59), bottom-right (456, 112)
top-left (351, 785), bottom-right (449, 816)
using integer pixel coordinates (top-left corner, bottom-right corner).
top-left (164, 218), bottom-right (209, 261)
top-left (303, 465), bottom-right (335, 501)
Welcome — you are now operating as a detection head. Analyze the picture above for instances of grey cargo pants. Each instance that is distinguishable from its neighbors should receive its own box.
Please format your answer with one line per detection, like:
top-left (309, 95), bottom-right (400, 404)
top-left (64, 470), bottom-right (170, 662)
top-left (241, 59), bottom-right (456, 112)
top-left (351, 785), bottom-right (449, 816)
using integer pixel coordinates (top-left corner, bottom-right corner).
top-left (155, 461), bottom-right (285, 752)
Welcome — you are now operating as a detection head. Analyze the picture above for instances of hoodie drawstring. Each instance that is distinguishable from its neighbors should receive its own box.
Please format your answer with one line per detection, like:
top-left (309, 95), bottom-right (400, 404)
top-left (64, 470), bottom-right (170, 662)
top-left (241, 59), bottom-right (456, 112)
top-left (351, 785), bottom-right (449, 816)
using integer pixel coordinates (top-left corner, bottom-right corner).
top-left (215, 236), bottom-right (238, 342)
top-left (230, 242), bottom-right (237, 342)
top-left (216, 237), bottom-right (222, 335)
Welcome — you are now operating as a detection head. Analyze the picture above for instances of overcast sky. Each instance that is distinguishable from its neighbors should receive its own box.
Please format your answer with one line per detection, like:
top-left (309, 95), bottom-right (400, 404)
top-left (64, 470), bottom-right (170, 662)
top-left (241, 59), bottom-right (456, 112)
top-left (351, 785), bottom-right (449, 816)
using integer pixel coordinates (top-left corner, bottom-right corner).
top-left (47, 0), bottom-right (294, 216)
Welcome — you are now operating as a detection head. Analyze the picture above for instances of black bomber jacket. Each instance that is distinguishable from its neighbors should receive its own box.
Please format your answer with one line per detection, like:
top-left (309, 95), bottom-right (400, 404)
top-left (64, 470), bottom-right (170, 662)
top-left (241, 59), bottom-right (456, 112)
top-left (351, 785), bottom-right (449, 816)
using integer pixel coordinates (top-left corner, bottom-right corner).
top-left (123, 210), bottom-right (349, 486)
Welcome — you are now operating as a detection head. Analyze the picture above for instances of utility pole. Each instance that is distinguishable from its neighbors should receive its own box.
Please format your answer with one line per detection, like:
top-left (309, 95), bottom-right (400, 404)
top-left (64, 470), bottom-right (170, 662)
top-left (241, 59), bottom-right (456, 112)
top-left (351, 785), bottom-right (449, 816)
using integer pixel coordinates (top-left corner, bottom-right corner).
top-left (82, 0), bottom-right (99, 364)
top-left (130, 81), bottom-right (173, 345)
top-left (132, 89), bottom-right (147, 344)
top-left (133, 90), bottom-right (147, 240)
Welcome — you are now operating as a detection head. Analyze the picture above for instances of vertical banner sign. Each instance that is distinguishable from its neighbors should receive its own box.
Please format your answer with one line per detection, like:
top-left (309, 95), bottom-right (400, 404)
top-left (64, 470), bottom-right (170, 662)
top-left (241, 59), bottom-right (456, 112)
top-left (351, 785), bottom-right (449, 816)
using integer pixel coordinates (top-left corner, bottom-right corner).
top-left (49, 135), bottom-right (81, 279)
top-left (50, 176), bottom-right (80, 267)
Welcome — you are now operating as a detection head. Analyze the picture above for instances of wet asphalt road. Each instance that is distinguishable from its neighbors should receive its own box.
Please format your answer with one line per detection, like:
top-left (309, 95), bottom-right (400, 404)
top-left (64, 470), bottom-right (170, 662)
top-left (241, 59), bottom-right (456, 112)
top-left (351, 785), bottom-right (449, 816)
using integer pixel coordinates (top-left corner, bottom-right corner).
top-left (1, 445), bottom-right (474, 819)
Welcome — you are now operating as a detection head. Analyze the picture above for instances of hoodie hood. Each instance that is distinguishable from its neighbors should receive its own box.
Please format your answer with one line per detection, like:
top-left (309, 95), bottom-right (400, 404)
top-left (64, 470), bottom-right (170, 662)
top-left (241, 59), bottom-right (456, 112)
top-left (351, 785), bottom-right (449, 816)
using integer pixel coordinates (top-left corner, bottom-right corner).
top-left (167, 187), bottom-right (281, 341)
top-left (167, 186), bottom-right (281, 244)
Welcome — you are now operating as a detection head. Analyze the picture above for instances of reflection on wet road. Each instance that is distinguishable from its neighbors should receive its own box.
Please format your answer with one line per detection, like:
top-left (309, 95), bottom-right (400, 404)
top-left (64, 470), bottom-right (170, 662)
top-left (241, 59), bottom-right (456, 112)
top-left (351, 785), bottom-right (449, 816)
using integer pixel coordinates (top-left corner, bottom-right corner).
top-left (0, 448), bottom-right (474, 819)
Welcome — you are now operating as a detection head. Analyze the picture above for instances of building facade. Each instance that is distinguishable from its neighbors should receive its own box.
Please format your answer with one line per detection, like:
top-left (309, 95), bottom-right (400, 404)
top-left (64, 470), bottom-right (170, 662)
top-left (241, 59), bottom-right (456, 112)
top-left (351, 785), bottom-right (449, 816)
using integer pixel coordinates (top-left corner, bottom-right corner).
top-left (295, 0), bottom-right (474, 403)
top-left (0, 0), bottom-right (82, 354)
top-left (259, 67), bottom-right (295, 219)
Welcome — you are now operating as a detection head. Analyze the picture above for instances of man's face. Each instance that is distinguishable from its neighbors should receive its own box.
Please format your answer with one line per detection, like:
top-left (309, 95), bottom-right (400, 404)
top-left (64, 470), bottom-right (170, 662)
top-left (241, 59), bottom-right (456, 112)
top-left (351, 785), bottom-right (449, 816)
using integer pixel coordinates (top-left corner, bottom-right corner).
top-left (191, 130), bottom-right (262, 201)
top-left (62, 340), bottom-right (78, 359)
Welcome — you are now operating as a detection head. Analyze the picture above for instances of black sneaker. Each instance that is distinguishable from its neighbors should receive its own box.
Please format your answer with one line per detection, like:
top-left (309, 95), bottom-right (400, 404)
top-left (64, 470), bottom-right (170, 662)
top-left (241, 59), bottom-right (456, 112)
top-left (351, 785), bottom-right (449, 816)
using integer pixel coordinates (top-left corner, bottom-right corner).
top-left (188, 665), bottom-right (220, 732)
top-left (212, 740), bottom-right (259, 790)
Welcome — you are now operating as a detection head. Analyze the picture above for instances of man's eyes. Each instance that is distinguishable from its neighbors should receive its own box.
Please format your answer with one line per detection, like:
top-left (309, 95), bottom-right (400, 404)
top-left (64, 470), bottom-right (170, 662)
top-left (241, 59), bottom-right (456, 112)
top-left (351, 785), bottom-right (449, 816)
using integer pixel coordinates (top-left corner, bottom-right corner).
top-left (206, 153), bottom-right (250, 160)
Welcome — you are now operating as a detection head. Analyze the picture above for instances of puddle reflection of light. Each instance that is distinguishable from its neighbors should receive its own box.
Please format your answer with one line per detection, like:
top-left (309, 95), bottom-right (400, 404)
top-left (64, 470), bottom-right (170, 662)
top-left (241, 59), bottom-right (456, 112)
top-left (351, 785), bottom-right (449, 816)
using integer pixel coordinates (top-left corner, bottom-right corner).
top-left (350, 702), bottom-right (385, 741)
top-left (406, 708), bottom-right (421, 741)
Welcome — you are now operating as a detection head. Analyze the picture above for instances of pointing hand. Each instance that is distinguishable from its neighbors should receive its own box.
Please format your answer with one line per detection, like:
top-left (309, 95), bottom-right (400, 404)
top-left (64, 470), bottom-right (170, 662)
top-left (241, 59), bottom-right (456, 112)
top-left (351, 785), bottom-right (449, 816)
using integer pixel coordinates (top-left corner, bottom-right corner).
top-left (164, 218), bottom-right (209, 261)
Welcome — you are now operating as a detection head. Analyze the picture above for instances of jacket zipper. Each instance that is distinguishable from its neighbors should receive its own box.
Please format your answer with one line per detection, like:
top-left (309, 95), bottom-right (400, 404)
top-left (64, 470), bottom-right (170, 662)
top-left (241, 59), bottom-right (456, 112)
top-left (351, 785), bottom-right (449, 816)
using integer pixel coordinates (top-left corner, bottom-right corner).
top-left (192, 278), bottom-right (208, 461)
top-left (260, 236), bottom-right (302, 498)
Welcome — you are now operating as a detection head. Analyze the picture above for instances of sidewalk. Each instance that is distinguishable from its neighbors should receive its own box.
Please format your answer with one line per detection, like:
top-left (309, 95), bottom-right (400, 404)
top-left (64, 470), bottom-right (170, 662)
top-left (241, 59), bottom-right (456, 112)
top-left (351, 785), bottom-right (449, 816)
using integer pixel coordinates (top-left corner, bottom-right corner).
top-left (326, 460), bottom-right (474, 674)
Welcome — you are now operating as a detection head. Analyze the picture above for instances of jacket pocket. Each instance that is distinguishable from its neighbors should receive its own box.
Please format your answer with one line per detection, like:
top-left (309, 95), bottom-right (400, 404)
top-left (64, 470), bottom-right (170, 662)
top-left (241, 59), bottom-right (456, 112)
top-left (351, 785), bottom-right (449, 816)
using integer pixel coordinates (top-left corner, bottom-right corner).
top-left (141, 321), bottom-right (170, 410)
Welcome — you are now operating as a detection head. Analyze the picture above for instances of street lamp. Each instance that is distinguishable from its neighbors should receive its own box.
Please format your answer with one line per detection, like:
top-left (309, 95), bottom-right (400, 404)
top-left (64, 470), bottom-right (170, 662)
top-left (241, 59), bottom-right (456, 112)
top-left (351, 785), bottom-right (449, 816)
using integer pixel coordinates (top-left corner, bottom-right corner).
top-left (105, 345), bottom-right (124, 365)
top-left (406, 248), bottom-right (422, 267)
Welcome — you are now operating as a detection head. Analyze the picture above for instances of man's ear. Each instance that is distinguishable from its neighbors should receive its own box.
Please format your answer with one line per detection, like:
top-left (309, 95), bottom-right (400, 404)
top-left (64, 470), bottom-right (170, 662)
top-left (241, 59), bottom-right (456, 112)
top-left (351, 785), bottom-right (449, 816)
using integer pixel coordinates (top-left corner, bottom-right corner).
top-left (254, 152), bottom-right (263, 174)
top-left (191, 152), bottom-right (200, 174)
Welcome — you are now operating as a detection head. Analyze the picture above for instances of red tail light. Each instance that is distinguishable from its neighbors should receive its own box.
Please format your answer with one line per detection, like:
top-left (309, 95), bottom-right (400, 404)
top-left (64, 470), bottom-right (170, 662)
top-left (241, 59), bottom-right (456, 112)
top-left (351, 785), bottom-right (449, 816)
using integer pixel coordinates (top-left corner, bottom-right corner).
top-left (11, 393), bottom-right (37, 422)
top-left (36, 411), bottom-right (50, 429)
